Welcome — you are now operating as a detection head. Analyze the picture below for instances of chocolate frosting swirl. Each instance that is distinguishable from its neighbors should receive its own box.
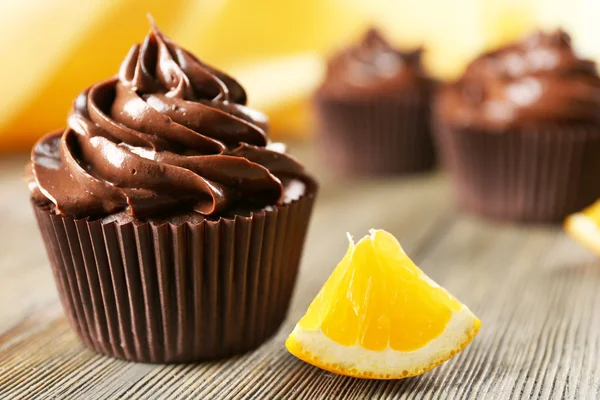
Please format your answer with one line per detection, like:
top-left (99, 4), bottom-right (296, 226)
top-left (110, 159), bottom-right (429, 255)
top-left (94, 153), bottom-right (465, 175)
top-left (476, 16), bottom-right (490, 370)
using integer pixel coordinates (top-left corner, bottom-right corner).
top-left (28, 22), bottom-right (307, 219)
top-left (318, 28), bottom-right (428, 99)
top-left (437, 30), bottom-right (600, 129)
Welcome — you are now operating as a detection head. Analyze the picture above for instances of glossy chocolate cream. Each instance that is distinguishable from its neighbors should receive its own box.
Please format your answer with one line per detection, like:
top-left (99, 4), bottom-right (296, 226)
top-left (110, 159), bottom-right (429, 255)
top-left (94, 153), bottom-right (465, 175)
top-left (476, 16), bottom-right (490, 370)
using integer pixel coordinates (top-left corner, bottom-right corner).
top-left (317, 28), bottom-right (429, 99)
top-left (437, 30), bottom-right (600, 129)
top-left (27, 23), bottom-right (310, 220)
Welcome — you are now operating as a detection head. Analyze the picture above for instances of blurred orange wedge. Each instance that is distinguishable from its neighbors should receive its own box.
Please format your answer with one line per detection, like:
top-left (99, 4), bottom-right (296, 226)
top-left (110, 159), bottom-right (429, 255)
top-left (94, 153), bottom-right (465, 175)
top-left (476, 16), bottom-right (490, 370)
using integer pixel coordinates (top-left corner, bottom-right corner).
top-left (229, 53), bottom-right (325, 139)
top-left (0, 0), bottom-right (187, 152)
top-left (565, 200), bottom-right (600, 256)
top-left (286, 230), bottom-right (481, 379)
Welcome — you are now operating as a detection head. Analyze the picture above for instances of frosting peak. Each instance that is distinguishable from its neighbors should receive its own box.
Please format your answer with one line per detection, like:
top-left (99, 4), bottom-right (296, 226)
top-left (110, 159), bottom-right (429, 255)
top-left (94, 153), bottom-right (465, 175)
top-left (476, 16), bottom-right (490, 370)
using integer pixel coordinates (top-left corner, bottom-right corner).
top-left (318, 27), bottom-right (428, 98)
top-left (437, 29), bottom-right (600, 128)
top-left (28, 22), bottom-right (308, 219)
top-left (119, 23), bottom-right (247, 104)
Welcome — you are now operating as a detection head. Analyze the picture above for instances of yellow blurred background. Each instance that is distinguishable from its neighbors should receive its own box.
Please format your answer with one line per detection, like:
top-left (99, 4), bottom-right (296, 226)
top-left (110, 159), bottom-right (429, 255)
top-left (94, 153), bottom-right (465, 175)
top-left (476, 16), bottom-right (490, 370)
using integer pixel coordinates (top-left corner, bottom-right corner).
top-left (1, 0), bottom-right (598, 153)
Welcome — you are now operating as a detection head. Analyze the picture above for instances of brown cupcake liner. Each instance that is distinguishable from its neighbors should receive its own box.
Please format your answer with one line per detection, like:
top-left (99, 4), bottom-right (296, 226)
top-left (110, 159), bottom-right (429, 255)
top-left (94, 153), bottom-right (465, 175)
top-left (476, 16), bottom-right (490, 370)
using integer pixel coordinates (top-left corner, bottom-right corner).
top-left (33, 181), bottom-right (317, 363)
top-left (434, 123), bottom-right (600, 222)
top-left (315, 92), bottom-right (435, 176)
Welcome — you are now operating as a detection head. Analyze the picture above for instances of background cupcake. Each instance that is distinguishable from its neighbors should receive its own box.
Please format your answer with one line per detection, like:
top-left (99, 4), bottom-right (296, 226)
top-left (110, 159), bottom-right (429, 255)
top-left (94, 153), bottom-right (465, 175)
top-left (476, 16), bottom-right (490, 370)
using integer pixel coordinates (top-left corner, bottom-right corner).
top-left (27, 22), bottom-right (317, 363)
top-left (435, 30), bottom-right (600, 223)
top-left (314, 28), bottom-right (435, 176)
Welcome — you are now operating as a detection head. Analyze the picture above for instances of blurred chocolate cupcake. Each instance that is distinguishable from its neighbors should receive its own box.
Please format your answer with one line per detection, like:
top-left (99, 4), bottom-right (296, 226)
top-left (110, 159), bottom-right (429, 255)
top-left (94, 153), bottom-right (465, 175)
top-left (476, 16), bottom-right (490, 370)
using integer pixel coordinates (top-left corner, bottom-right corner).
top-left (26, 22), bottom-right (317, 363)
top-left (435, 30), bottom-right (600, 223)
top-left (315, 28), bottom-right (435, 176)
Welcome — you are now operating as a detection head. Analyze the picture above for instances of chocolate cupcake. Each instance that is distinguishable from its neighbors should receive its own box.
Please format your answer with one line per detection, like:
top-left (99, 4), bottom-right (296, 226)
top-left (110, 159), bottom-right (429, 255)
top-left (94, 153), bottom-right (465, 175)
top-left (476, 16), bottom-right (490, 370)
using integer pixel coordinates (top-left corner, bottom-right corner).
top-left (435, 30), bottom-right (600, 223)
top-left (26, 22), bottom-right (317, 363)
top-left (315, 28), bottom-right (435, 176)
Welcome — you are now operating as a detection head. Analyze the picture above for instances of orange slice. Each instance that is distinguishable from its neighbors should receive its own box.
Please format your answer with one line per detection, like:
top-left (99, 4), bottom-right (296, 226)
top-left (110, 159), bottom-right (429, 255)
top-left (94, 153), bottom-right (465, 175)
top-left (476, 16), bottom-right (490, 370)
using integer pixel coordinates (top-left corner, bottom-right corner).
top-left (565, 200), bottom-right (600, 255)
top-left (286, 230), bottom-right (481, 379)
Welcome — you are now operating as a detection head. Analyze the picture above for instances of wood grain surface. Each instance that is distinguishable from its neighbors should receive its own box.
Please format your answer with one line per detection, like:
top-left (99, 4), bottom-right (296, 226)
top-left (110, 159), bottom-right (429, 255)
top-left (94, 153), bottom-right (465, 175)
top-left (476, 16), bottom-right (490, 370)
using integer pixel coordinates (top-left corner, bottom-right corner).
top-left (1, 145), bottom-right (600, 399)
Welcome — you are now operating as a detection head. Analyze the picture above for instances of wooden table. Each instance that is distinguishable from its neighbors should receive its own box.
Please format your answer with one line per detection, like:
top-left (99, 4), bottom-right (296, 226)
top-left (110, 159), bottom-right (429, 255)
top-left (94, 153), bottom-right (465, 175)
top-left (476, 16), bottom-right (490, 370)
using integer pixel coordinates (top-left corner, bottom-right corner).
top-left (1, 145), bottom-right (599, 399)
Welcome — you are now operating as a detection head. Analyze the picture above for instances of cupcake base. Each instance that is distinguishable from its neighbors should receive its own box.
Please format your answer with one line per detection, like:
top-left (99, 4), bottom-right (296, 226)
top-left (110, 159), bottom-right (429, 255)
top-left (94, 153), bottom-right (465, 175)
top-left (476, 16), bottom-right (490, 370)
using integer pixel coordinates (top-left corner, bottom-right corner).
top-left (315, 93), bottom-right (435, 176)
top-left (33, 180), bottom-right (316, 363)
top-left (435, 123), bottom-right (600, 222)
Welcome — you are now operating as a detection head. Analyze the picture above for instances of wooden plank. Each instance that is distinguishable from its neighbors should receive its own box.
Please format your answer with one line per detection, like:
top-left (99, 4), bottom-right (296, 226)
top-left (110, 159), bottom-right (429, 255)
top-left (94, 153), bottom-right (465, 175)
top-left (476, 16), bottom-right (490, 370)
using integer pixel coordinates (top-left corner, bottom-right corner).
top-left (1, 147), bottom-right (600, 399)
